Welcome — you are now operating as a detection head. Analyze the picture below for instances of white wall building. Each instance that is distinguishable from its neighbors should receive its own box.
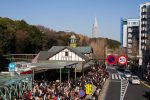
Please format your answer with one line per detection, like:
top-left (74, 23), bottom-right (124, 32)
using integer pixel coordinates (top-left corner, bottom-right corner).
top-left (121, 18), bottom-right (139, 57)
top-left (139, 2), bottom-right (150, 66)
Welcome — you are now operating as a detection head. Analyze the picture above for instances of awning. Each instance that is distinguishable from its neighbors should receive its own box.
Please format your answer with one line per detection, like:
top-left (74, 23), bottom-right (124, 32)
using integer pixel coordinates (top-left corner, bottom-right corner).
top-left (29, 61), bottom-right (78, 69)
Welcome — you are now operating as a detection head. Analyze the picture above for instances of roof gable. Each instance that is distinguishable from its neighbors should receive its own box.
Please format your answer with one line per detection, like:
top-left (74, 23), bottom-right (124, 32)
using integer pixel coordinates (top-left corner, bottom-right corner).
top-left (67, 47), bottom-right (89, 61)
top-left (48, 46), bottom-right (89, 61)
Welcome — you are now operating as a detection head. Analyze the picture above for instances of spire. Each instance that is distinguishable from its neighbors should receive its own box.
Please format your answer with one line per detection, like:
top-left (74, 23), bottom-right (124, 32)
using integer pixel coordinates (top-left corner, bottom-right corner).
top-left (92, 16), bottom-right (99, 38)
top-left (94, 16), bottom-right (98, 27)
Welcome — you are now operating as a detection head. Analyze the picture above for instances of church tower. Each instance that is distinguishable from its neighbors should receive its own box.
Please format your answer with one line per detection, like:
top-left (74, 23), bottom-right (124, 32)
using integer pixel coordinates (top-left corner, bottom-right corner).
top-left (92, 16), bottom-right (99, 38)
top-left (70, 34), bottom-right (77, 48)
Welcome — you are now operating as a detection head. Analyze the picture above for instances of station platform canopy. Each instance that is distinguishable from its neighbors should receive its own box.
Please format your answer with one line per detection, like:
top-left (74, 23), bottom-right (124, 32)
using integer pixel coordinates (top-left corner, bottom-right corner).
top-left (28, 61), bottom-right (93, 72)
top-left (28, 61), bottom-right (79, 70)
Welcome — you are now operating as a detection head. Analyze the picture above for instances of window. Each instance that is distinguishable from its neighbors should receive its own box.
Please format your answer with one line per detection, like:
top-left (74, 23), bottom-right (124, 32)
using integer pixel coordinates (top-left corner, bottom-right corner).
top-left (65, 52), bottom-right (69, 56)
top-left (132, 22), bottom-right (137, 25)
top-left (128, 28), bottom-right (132, 32)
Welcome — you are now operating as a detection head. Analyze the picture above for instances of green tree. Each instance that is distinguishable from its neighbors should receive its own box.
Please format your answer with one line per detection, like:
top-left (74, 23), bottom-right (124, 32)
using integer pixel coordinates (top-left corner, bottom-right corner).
top-left (0, 24), bottom-right (15, 54)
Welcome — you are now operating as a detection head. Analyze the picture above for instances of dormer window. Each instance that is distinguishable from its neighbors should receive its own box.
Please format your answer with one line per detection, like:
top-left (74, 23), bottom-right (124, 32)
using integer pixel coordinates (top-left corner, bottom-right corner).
top-left (65, 52), bottom-right (69, 56)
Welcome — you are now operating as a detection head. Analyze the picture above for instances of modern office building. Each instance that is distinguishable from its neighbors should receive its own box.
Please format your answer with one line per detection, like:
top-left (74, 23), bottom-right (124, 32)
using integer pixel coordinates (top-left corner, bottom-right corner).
top-left (139, 2), bottom-right (150, 66)
top-left (120, 18), bottom-right (139, 58)
top-left (120, 18), bottom-right (128, 48)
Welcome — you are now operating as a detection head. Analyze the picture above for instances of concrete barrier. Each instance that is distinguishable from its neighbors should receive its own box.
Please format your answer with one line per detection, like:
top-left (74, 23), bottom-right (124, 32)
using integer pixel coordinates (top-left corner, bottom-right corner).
top-left (98, 78), bottom-right (110, 100)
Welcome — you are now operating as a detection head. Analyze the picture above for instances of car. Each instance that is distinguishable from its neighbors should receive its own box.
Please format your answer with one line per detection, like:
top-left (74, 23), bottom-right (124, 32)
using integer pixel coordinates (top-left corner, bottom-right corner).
top-left (129, 76), bottom-right (140, 84)
top-left (124, 70), bottom-right (132, 78)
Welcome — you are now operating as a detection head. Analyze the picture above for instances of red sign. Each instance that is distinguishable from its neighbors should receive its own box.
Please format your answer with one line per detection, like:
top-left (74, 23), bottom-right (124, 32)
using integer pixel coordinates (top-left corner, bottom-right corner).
top-left (118, 55), bottom-right (128, 65)
top-left (106, 55), bottom-right (116, 64)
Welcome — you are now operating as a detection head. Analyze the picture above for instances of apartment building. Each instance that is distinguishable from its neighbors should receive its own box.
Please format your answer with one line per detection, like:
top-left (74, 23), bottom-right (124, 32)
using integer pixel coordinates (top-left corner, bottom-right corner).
top-left (139, 2), bottom-right (150, 66)
top-left (120, 18), bottom-right (139, 58)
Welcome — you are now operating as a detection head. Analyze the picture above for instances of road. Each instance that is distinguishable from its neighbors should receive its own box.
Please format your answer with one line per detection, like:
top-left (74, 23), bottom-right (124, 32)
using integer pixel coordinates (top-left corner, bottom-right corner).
top-left (105, 80), bottom-right (121, 100)
top-left (124, 83), bottom-right (150, 100)
top-left (104, 65), bottom-right (150, 100)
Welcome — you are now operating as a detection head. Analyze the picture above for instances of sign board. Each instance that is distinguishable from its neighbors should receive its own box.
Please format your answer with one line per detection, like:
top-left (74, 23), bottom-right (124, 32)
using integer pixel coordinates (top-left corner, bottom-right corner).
top-left (106, 54), bottom-right (116, 65)
top-left (118, 55), bottom-right (128, 65)
top-left (85, 84), bottom-right (92, 95)
top-left (8, 62), bottom-right (16, 72)
top-left (78, 90), bottom-right (85, 97)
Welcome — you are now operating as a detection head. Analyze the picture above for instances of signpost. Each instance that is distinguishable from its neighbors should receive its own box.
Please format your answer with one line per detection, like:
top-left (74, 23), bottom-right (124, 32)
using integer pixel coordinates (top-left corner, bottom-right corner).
top-left (118, 55), bottom-right (128, 65)
top-left (85, 84), bottom-right (92, 95)
top-left (106, 54), bottom-right (116, 65)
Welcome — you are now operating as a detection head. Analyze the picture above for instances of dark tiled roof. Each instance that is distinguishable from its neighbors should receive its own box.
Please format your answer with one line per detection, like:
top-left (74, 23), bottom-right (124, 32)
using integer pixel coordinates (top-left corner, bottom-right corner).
top-left (48, 46), bottom-right (92, 54)
top-left (75, 46), bottom-right (92, 54)
top-left (38, 51), bottom-right (54, 60)
top-left (48, 46), bottom-right (65, 52)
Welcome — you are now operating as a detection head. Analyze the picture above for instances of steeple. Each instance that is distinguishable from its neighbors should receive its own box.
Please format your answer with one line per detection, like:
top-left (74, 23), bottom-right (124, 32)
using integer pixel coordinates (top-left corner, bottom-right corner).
top-left (92, 16), bottom-right (99, 38)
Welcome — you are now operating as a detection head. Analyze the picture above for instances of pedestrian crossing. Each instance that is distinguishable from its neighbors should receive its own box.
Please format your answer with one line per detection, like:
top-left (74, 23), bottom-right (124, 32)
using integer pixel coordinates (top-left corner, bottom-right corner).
top-left (111, 74), bottom-right (127, 80)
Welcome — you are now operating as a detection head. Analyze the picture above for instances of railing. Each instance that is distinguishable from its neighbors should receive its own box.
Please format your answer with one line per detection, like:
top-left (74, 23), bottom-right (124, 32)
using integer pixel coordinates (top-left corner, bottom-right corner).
top-left (4, 54), bottom-right (38, 62)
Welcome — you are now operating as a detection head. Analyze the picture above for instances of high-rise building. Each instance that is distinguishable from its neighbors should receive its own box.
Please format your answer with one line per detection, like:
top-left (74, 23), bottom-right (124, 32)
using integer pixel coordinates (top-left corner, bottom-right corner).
top-left (120, 18), bottom-right (128, 48)
top-left (139, 2), bottom-right (150, 66)
top-left (120, 18), bottom-right (139, 57)
top-left (92, 16), bottom-right (99, 38)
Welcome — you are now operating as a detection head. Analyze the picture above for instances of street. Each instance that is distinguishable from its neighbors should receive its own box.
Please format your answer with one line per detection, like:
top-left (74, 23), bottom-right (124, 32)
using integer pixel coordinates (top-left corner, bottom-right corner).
top-left (105, 81), bottom-right (121, 100)
top-left (124, 83), bottom-right (150, 100)
top-left (104, 65), bottom-right (150, 100)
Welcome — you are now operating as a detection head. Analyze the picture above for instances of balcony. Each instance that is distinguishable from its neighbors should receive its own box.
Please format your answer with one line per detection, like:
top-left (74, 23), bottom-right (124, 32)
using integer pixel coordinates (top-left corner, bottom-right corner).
top-left (141, 40), bottom-right (146, 45)
top-left (128, 28), bottom-right (132, 32)
top-left (128, 49), bottom-right (132, 53)
top-left (128, 46), bottom-right (132, 49)
top-left (142, 40), bottom-right (145, 43)
top-left (128, 39), bottom-right (132, 44)
top-left (128, 34), bottom-right (132, 38)
top-left (128, 44), bottom-right (132, 48)
top-left (142, 8), bottom-right (147, 13)
top-left (141, 33), bottom-right (145, 37)
top-left (142, 15), bottom-right (147, 18)
top-left (142, 21), bottom-right (147, 25)
top-left (142, 45), bottom-right (145, 49)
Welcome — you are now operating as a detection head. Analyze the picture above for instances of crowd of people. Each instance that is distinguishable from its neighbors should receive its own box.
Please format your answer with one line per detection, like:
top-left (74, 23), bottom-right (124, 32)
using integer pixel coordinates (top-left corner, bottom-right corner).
top-left (21, 63), bottom-right (109, 100)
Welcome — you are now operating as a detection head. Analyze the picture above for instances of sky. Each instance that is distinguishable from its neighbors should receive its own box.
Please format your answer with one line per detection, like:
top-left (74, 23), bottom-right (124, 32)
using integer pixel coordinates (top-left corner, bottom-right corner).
top-left (0, 0), bottom-right (150, 41)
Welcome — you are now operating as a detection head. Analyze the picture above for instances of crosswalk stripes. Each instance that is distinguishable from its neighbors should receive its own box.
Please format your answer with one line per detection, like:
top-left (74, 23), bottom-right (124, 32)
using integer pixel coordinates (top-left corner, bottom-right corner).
top-left (111, 74), bottom-right (127, 80)
top-left (112, 74), bottom-right (114, 79)
top-left (118, 75), bottom-right (121, 79)
top-left (115, 74), bottom-right (118, 79)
